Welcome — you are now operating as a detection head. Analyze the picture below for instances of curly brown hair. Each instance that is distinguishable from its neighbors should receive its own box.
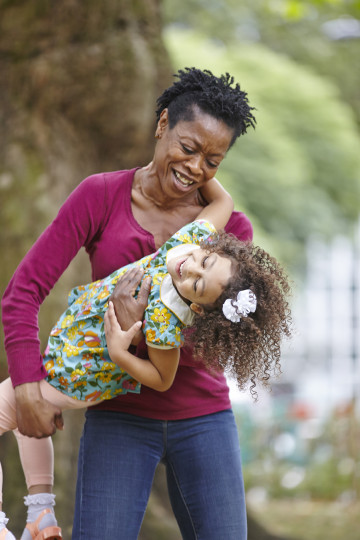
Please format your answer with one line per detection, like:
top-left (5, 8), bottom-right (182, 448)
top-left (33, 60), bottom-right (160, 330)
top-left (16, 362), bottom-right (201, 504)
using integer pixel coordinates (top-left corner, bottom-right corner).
top-left (185, 232), bottom-right (292, 399)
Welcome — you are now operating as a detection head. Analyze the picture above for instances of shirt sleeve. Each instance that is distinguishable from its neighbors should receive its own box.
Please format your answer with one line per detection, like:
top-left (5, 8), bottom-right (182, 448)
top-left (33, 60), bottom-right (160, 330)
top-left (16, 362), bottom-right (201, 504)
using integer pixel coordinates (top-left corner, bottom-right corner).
top-left (225, 211), bottom-right (253, 242)
top-left (1, 174), bottom-right (108, 386)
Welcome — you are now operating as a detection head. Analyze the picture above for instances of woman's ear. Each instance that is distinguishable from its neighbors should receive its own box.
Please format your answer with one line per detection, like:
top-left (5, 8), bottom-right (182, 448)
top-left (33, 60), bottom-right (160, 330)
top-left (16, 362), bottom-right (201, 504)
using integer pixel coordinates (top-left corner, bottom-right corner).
top-left (190, 303), bottom-right (205, 316)
top-left (155, 108), bottom-right (169, 138)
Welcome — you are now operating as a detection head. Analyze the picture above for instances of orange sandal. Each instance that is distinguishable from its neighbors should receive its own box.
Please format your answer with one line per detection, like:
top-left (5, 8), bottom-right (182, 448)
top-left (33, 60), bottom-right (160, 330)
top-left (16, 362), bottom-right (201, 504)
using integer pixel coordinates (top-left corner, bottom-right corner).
top-left (25, 509), bottom-right (62, 540)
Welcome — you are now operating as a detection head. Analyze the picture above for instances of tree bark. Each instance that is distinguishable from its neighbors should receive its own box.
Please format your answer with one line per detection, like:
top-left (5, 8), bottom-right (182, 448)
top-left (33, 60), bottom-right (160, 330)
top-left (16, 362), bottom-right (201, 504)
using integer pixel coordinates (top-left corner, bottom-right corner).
top-left (0, 2), bottom-right (171, 537)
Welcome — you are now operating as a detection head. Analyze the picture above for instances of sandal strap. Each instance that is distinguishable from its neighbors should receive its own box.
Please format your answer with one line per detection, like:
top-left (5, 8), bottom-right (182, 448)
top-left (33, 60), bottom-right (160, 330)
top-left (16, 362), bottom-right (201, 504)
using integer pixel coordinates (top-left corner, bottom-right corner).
top-left (0, 529), bottom-right (15, 540)
top-left (25, 509), bottom-right (62, 539)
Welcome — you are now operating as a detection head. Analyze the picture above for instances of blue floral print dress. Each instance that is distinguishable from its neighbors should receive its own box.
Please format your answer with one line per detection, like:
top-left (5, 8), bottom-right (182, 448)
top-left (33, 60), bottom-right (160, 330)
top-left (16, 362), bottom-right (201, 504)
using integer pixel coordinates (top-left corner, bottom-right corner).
top-left (44, 220), bottom-right (216, 402)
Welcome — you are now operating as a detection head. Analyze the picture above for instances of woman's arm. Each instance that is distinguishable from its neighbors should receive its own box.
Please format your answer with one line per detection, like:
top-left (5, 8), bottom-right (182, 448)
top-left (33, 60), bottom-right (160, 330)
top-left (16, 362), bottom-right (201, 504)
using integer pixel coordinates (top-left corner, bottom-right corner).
top-left (197, 177), bottom-right (234, 230)
top-left (104, 302), bottom-right (180, 392)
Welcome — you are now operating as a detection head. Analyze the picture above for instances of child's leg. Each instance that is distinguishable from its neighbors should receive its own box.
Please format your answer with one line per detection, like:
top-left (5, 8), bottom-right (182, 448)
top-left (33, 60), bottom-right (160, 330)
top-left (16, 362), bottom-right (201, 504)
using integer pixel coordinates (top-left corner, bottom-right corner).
top-left (0, 378), bottom-right (17, 518)
top-left (14, 430), bottom-right (53, 494)
top-left (17, 382), bottom-right (89, 540)
top-left (0, 379), bottom-right (22, 538)
top-left (0, 378), bottom-right (79, 540)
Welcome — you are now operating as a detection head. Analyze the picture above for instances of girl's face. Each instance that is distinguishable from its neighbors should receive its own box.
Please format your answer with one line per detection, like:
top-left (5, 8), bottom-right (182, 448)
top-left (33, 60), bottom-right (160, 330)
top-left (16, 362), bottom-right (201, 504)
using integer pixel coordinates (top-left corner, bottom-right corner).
top-left (152, 107), bottom-right (234, 200)
top-left (167, 246), bottom-right (232, 313)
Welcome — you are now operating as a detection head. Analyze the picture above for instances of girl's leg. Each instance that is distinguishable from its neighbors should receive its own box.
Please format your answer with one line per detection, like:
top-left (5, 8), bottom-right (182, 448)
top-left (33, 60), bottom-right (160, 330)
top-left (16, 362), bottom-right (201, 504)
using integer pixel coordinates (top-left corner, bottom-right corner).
top-left (15, 430), bottom-right (54, 492)
top-left (0, 377), bottom-right (20, 515)
top-left (72, 410), bottom-right (164, 540)
top-left (165, 410), bottom-right (247, 540)
top-left (0, 378), bottom-right (80, 540)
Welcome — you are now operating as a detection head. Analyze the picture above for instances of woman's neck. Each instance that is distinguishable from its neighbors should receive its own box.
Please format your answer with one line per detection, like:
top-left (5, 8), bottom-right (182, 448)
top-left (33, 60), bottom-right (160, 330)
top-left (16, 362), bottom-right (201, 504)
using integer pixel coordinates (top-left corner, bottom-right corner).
top-left (134, 167), bottom-right (201, 210)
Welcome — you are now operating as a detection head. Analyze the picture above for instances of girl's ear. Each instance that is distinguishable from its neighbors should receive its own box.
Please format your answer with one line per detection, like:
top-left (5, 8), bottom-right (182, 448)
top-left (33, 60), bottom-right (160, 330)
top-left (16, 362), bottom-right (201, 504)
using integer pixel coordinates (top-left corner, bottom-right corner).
top-left (190, 303), bottom-right (205, 316)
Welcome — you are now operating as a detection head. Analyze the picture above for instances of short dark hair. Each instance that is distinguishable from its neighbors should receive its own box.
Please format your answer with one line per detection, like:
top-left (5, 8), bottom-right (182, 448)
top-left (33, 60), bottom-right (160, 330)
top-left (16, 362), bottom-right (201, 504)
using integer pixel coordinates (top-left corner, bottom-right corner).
top-left (156, 67), bottom-right (256, 147)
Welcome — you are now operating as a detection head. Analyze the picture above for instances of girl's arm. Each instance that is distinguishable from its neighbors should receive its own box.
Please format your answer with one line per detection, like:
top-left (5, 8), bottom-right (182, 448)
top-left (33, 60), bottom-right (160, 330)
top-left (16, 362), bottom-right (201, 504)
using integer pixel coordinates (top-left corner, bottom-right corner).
top-left (197, 177), bottom-right (234, 230)
top-left (104, 302), bottom-right (180, 392)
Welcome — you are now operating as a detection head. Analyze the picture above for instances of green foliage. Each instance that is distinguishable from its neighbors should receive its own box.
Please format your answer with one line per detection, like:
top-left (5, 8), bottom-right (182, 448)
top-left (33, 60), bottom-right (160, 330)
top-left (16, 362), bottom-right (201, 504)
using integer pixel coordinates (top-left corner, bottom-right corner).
top-left (164, 29), bottom-right (360, 269)
top-left (162, 0), bottom-right (360, 125)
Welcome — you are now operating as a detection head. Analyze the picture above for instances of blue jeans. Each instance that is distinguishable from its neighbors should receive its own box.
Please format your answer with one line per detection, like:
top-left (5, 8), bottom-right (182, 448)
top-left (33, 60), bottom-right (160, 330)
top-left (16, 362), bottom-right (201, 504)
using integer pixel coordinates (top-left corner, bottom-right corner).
top-left (72, 409), bottom-right (247, 539)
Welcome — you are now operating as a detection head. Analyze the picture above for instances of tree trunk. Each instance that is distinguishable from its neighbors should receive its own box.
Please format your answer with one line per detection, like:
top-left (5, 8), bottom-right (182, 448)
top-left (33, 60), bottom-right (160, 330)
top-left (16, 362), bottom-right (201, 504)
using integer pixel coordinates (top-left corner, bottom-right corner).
top-left (0, 1), bottom-right (171, 537)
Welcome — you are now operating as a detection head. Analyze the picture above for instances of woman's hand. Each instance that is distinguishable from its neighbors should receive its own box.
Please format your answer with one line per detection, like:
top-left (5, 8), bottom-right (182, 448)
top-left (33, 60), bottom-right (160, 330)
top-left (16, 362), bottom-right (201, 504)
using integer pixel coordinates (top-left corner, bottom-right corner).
top-left (15, 381), bottom-right (64, 438)
top-left (104, 301), bottom-right (142, 364)
top-left (109, 267), bottom-right (151, 345)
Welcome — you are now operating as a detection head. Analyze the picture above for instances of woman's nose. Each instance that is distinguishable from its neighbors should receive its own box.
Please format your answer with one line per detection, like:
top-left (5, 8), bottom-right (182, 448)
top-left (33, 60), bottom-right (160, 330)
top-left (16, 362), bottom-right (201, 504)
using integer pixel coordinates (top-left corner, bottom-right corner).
top-left (186, 154), bottom-right (203, 174)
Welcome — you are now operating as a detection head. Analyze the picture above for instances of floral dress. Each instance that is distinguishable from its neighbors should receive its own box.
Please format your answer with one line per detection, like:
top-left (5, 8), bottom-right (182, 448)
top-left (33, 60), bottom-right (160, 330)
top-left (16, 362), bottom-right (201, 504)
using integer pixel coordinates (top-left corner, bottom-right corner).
top-left (44, 220), bottom-right (216, 401)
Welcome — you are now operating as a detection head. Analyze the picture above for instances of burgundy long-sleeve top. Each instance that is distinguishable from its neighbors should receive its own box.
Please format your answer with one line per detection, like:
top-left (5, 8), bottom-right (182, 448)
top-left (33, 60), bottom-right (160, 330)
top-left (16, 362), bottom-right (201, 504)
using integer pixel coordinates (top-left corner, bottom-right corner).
top-left (2, 169), bottom-right (253, 420)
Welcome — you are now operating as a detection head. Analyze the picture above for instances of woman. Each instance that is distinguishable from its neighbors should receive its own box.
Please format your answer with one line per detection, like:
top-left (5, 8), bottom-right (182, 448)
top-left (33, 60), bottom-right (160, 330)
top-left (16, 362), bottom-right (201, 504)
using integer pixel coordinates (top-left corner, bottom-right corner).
top-left (2, 67), bottom-right (256, 539)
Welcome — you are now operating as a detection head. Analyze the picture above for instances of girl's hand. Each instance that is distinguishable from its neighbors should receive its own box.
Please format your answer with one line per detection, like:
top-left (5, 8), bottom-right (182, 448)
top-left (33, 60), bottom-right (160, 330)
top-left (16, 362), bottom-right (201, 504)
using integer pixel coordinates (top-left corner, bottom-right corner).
top-left (104, 301), bottom-right (142, 363)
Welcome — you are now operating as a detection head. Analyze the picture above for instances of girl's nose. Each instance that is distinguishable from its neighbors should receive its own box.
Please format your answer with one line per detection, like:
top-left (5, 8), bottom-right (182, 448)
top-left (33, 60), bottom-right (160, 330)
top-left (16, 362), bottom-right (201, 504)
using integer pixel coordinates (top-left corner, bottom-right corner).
top-left (186, 257), bottom-right (202, 278)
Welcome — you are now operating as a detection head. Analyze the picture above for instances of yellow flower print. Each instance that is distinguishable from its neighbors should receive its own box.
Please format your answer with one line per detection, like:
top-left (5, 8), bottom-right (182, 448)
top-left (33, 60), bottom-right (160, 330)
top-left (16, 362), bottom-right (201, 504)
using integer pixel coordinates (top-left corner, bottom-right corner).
top-left (56, 357), bottom-right (64, 367)
top-left (71, 368), bottom-right (86, 381)
top-left (101, 389), bottom-right (113, 400)
top-left (47, 369), bottom-right (55, 379)
top-left (101, 361), bottom-right (115, 372)
top-left (64, 342), bottom-right (80, 358)
top-left (58, 376), bottom-right (69, 388)
top-left (152, 273), bottom-right (164, 285)
top-left (61, 314), bottom-right (75, 328)
top-left (67, 326), bottom-right (79, 341)
top-left (175, 327), bottom-right (182, 342)
top-left (96, 372), bottom-right (112, 383)
top-left (176, 233), bottom-right (191, 243)
top-left (146, 329), bottom-right (156, 342)
top-left (96, 286), bottom-right (109, 301)
top-left (151, 307), bottom-right (171, 324)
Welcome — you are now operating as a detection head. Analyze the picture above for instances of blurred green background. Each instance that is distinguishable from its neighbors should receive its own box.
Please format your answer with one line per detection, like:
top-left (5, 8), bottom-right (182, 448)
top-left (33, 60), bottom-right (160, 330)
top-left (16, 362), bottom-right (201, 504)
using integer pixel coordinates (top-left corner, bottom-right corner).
top-left (0, 1), bottom-right (359, 538)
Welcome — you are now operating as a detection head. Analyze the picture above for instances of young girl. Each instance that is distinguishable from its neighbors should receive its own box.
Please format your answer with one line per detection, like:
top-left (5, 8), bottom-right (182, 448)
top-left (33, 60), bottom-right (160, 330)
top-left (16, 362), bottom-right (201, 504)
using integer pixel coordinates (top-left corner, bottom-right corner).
top-left (0, 181), bottom-right (292, 539)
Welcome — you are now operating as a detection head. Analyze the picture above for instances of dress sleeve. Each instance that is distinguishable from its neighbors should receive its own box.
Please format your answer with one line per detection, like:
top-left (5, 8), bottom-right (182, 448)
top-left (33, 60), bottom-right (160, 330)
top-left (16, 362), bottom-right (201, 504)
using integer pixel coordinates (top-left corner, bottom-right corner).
top-left (166, 219), bottom-right (217, 246)
top-left (1, 174), bottom-right (107, 386)
top-left (143, 304), bottom-right (185, 350)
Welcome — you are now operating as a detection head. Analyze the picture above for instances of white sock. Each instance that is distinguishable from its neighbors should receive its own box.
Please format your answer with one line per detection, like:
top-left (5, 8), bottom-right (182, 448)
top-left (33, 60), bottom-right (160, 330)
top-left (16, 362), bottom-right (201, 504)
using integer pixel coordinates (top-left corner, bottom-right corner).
top-left (0, 511), bottom-right (8, 530)
top-left (0, 511), bottom-right (16, 540)
top-left (20, 494), bottom-right (58, 540)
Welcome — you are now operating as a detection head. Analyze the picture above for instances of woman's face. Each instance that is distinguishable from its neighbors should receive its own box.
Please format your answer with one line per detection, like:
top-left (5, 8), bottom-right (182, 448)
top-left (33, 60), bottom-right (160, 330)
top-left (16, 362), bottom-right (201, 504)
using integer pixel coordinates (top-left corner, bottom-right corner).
top-left (153, 107), bottom-right (234, 199)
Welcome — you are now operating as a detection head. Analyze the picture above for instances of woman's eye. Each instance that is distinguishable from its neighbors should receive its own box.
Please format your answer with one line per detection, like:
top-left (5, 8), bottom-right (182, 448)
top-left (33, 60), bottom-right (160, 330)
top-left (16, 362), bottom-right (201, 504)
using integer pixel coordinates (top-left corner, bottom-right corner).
top-left (207, 160), bottom-right (218, 168)
top-left (202, 256), bottom-right (208, 268)
top-left (194, 277), bottom-right (199, 292)
top-left (182, 144), bottom-right (192, 154)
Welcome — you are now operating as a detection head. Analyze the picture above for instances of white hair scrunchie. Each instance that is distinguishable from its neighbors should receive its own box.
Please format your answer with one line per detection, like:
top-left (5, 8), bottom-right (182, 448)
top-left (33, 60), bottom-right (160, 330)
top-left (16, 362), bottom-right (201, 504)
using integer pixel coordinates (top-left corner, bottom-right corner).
top-left (222, 289), bottom-right (257, 323)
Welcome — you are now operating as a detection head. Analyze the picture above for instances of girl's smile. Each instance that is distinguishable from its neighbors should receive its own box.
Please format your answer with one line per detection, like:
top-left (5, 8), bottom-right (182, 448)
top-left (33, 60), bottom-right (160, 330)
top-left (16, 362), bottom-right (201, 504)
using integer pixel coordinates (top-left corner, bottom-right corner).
top-left (167, 246), bottom-right (233, 311)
